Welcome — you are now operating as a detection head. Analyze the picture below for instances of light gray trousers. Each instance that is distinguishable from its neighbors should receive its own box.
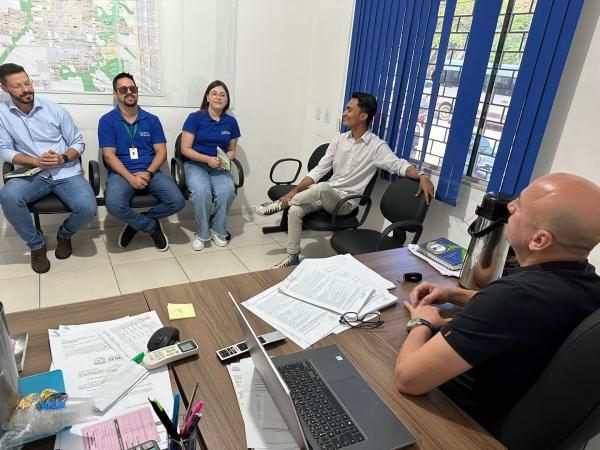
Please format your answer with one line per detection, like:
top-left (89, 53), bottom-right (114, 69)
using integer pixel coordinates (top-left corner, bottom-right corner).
top-left (286, 183), bottom-right (354, 254)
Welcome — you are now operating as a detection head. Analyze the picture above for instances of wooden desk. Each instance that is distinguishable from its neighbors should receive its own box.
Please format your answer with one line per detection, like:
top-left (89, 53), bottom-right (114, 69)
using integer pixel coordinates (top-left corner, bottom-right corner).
top-left (7, 293), bottom-right (151, 450)
top-left (144, 248), bottom-right (505, 449)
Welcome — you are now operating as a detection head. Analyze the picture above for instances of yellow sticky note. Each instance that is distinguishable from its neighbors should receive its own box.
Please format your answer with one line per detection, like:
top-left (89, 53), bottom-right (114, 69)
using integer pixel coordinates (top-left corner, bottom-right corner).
top-left (167, 303), bottom-right (196, 320)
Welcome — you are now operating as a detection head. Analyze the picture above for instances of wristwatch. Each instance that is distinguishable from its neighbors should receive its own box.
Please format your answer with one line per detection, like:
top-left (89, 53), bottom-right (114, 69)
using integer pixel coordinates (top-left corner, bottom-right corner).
top-left (406, 318), bottom-right (435, 334)
top-left (62, 154), bottom-right (70, 164)
top-left (146, 169), bottom-right (155, 179)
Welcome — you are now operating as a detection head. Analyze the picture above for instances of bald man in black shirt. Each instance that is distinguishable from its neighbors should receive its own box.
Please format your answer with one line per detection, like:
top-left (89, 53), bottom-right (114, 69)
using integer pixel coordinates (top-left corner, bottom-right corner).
top-left (394, 173), bottom-right (600, 428)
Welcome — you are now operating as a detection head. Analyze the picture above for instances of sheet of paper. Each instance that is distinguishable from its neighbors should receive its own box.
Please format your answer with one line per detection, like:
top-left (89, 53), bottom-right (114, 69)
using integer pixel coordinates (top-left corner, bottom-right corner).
top-left (49, 316), bottom-right (172, 450)
top-left (278, 266), bottom-right (373, 314)
top-left (100, 311), bottom-right (163, 360)
top-left (93, 360), bottom-right (148, 413)
top-left (243, 286), bottom-right (340, 349)
top-left (332, 288), bottom-right (398, 334)
top-left (167, 303), bottom-right (196, 320)
top-left (81, 407), bottom-right (160, 450)
top-left (408, 244), bottom-right (461, 277)
top-left (228, 359), bottom-right (300, 450)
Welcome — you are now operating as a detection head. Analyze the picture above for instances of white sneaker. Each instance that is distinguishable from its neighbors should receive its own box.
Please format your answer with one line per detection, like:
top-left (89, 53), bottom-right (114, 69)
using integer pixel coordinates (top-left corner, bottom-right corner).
top-left (192, 236), bottom-right (205, 251)
top-left (256, 200), bottom-right (285, 216)
top-left (210, 230), bottom-right (228, 247)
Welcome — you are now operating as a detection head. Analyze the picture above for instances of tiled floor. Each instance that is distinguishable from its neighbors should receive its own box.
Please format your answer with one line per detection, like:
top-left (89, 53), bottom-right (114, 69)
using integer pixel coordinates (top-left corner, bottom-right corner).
top-left (0, 213), bottom-right (335, 313)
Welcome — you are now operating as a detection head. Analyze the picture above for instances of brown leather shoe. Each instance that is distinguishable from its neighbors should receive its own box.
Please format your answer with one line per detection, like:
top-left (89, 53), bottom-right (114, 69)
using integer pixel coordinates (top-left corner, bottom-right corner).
top-left (55, 235), bottom-right (72, 259)
top-left (31, 245), bottom-right (50, 273)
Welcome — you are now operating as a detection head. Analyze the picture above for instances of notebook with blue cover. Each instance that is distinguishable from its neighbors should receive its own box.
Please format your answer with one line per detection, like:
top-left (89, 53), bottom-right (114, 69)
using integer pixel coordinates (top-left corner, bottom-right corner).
top-left (416, 237), bottom-right (467, 270)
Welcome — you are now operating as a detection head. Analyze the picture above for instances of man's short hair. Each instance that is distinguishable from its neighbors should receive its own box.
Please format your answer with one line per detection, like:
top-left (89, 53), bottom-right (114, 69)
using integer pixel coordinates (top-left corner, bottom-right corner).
top-left (0, 63), bottom-right (26, 86)
top-left (112, 72), bottom-right (136, 92)
top-left (351, 92), bottom-right (378, 123)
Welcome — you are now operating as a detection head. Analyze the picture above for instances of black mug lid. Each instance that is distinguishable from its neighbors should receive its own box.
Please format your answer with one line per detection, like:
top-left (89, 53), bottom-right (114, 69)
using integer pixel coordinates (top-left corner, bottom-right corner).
top-left (476, 192), bottom-right (515, 221)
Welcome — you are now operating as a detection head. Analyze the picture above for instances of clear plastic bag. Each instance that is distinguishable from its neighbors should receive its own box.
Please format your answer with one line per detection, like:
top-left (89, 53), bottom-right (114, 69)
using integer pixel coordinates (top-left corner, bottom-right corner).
top-left (0, 389), bottom-right (96, 449)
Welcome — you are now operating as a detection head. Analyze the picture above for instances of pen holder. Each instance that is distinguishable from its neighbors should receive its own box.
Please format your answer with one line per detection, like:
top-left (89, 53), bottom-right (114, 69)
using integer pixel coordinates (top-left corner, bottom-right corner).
top-left (168, 429), bottom-right (197, 450)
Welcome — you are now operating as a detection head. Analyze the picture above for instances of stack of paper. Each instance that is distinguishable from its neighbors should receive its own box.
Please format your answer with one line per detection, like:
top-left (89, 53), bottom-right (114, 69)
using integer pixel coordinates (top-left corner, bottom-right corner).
top-left (242, 255), bottom-right (398, 349)
top-left (48, 311), bottom-right (173, 450)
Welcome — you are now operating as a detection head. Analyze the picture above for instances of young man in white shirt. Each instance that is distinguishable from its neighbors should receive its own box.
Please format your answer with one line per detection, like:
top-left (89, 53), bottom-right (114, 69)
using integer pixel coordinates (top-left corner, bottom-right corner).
top-left (257, 92), bottom-right (435, 268)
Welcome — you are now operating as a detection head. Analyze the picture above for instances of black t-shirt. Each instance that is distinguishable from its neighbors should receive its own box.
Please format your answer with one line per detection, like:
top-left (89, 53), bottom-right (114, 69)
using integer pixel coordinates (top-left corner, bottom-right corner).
top-left (440, 260), bottom-right (600, 427)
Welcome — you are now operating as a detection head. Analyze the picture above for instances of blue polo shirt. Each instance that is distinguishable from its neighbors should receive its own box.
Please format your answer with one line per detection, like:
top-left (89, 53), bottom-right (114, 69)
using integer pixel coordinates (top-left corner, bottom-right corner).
top-left (182, 110), bottom-right (241, 157)
top-left (98, 107), bottom-right (167, 173)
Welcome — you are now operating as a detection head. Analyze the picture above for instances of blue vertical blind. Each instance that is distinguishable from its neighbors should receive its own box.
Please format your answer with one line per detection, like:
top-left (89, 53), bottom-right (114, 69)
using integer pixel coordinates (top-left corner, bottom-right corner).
top-left (345, 0), bottom-right (585, 205)
top-left (344, 0), bottom-right (441, 160)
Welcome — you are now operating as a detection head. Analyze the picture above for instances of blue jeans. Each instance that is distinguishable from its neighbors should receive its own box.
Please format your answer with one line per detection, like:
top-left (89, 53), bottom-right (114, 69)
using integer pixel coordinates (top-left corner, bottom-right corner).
top-left (0, 174), bottom-right (97, 250)
top-left (184, 162), bottom-right (235, 241)
top-left (105, 171), bottom-right (185, 233)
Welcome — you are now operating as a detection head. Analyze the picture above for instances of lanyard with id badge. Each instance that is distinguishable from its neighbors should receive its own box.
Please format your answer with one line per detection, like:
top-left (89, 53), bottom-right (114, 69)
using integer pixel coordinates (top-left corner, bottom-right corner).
top-left (123, 121), bottom-right (139, 160)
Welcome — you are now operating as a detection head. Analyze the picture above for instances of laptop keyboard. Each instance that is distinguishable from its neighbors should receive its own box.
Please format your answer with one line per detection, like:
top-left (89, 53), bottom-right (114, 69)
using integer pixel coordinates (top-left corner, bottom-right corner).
top-left (278, 360), bottom-right (365, 449)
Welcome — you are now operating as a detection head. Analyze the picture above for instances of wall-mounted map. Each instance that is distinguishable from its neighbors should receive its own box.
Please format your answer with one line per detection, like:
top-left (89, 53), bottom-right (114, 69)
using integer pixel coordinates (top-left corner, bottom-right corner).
top-left (0, 0), bottom-right (162, 95)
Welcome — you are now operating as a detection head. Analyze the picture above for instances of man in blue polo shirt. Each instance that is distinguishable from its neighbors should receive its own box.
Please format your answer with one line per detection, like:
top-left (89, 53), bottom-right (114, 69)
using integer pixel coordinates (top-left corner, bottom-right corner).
top-left (98, 73), bottom-right (184, 251)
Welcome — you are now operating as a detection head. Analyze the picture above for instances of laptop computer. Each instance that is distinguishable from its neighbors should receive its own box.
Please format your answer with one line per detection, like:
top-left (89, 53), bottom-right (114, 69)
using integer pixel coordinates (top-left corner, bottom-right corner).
top-left (228, 292), bottom-right (416, 450)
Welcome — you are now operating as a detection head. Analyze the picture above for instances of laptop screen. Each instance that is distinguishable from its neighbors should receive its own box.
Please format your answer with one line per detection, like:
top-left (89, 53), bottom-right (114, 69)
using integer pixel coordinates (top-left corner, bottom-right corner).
top-left (228, 292), bottom-right (309, 450)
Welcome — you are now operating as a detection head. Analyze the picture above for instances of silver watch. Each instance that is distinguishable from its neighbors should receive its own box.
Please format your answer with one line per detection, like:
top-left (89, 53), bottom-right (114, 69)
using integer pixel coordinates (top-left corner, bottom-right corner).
top-left (406, 318), bottom-right (435, 334)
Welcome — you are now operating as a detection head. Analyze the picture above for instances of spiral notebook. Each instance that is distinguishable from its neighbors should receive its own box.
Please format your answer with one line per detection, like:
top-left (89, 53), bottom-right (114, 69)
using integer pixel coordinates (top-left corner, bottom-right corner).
top-left (415, 237), bottom-right (467, 271)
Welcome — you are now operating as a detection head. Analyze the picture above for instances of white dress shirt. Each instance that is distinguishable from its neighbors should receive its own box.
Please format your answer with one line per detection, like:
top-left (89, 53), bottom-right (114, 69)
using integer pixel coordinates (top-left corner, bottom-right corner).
top-left (307, 130), bottom-right (412, 205)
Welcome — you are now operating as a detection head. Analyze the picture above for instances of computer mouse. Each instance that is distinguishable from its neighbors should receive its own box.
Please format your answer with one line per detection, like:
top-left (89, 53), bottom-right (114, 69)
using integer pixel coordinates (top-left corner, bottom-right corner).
top-left (147, 326), bottom-right (180, 351)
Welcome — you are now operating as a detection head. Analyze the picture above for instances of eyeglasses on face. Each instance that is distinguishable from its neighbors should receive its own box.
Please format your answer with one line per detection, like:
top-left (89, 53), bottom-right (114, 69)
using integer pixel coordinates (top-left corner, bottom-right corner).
top-left (209, 91), bottom-right (227, 99)
top-left (339, 312), bottom-right (383, 329)
top-left (116, 85), bottom-right (138, 94)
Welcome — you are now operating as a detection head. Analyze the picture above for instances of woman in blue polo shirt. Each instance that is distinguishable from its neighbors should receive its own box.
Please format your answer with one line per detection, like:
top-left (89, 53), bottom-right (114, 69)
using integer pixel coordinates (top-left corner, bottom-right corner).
top-left (180, 80), bottom-right (241, 251)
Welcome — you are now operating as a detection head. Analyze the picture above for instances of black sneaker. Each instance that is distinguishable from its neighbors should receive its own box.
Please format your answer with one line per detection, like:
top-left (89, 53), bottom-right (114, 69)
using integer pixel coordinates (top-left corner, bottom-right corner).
top-left (118, 224), bottom-right (138, 248)
top-left (151, 220), bottom-right (169, 251)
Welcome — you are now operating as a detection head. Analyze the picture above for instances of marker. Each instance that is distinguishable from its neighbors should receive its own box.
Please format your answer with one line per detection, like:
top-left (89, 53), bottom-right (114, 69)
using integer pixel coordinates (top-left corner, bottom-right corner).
top-left (171, 392), bottom-right (180, 432)
top-left (132, 352), bottom-right (144, 364)
top-left (148, 398), bottom-right (179, 440)
top-left (181, 413), bottom-right (202, 439)
top-left (181, 400), bottom-right (204, 437)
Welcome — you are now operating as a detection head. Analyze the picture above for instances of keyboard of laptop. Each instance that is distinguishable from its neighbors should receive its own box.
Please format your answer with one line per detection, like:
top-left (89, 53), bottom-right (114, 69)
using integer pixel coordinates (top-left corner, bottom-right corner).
top-left (278, 360), bottom-right (365, 449)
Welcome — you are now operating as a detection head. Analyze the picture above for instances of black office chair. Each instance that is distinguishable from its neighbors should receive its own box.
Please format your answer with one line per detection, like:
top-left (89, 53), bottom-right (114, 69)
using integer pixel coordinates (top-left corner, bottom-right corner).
top-left (99, 155), bottom-right (163, 209)
top-left (2, 160), bottom-right (100, 233)
top-left (261, 143), bottom-right (333, 234)
top-left (329, 177), bottom-right (429, 255)
top-left (170, 133), bottom-right (245, 239)
top-left (488, 309), bottom-right (600, 450)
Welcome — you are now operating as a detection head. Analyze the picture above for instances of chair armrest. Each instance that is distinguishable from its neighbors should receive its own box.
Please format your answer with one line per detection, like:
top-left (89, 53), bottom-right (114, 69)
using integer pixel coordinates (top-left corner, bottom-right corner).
top-left (2, 161), bottom-right (14, 183)
top-left (231, 158), bottom-right (244, 190)
top-left (170, 157), bottom-right (186, 192)
top-left (88, 160), bottom-right (100, 196)
top-left (269, 158), bottom-right (302, 185)
top-left (331, 194), bottom-right (373, 229)
top-left (377, 220), bottom-right (424, 250)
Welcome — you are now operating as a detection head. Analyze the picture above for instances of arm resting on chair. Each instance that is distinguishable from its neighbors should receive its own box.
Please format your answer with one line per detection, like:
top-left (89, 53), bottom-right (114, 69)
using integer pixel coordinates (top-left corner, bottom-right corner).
top-left (269, 158), bottom-right (302, 185)
top-left (331, 194), bottom-right (373, 229)
top-left (378, 220), bottom-right (424, 250)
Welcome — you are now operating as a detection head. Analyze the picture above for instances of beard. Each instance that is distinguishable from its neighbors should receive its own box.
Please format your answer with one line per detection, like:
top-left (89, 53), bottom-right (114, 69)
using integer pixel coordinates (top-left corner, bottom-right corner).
top-left (16, 91), bottom-right (34, 104)
top-left (123, 95), bottom-right (138, 107)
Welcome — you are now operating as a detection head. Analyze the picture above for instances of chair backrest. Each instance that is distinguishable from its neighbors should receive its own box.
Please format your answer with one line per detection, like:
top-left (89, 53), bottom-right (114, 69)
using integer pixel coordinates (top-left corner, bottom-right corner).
top-left (175, 133), bottom-right (184, 160)
top-left (489, 309), bottom-right (600, 450)
top-left (380, 177), bottom-right (429, 224)
top-left (308, 144), bottom-right (332, 182)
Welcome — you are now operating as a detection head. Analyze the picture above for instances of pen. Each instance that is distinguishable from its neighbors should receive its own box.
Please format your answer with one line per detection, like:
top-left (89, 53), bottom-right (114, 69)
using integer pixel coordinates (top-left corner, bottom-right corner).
top-left (148, 398), bottom-right (179, 440)
top-left (181, 413), bottom-right (202, 439)
top-left (132, 352), bottom-right (144, 364)
top-left (184, 382), bottom-right (199, 421)
top-left (171, 392), bottom-right (180, 432)
top-left (181, 400), bottom-right (204, 437)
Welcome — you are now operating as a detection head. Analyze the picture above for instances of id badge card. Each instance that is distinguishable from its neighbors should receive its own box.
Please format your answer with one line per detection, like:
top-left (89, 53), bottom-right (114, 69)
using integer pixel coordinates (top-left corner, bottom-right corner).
top-left (129, 147), bottom-right (138, 160)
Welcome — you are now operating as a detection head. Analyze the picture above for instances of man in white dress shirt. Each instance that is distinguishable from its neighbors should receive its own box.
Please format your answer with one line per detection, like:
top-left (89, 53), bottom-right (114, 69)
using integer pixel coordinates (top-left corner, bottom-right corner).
top-left (256, 92), bottom-right (435, 268)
